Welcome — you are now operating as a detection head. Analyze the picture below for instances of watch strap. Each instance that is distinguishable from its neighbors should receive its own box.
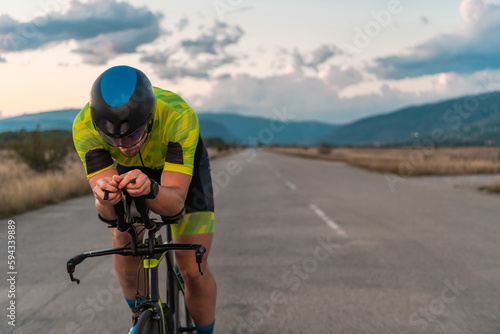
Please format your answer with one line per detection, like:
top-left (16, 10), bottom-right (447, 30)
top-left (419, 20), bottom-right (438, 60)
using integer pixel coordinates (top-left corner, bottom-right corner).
top-left (144, 178), bottom-right (159, 199)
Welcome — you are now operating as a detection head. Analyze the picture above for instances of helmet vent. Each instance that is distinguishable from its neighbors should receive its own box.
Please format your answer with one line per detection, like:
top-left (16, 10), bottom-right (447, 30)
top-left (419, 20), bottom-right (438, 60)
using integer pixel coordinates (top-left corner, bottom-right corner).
top-left (104, 120), bottom-right (114, 134)
top-left (119, 122), bottom-right (130, 136)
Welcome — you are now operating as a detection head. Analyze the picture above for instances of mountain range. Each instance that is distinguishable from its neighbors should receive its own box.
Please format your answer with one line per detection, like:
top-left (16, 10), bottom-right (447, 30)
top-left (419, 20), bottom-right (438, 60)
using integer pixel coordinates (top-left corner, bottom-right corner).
top-left (322, 91), bottom-right (500, 146)
top-left (0, 109), bottom-right (338, 145)
top-left (1, 91), bottom-right (500, 146)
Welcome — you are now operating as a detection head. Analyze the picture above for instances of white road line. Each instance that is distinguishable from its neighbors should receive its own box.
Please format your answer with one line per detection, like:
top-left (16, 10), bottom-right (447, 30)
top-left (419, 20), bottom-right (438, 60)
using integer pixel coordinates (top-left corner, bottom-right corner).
top-left (264, 161), bottom-right (296, 191)
top-left (309, 204), bottom-right (347, 236)
top-left (285, 180), bottom-right (296, 191)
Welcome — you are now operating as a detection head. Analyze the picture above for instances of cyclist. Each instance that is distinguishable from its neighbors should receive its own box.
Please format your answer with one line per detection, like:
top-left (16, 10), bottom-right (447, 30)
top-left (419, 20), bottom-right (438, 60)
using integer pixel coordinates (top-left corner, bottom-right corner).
top-left (72, 65), bottom-right (216, 334)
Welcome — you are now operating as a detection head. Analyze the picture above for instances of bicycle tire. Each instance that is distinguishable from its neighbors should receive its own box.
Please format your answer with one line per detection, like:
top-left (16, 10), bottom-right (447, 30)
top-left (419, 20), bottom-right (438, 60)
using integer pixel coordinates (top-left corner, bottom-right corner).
top-left (172, 270), bottom-right (195, 334)
top-left (135, 309), bottom-right (161, 334)
top-left (175, 286), bottom-right (195, 333)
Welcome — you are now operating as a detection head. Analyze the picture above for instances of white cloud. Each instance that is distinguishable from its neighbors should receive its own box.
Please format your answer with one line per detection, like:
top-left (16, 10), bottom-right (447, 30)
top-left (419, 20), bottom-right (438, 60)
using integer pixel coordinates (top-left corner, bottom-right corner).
top-left (176, 16), bottom-right (189, 32)
top-left (460, 0), bottom-right (486, 23)
top-left (191, 67), bottom-right (500, 123)
top-left (194, 73), bottom-right (339, 117)
top-left (181, 22), bottom-right (243, 57)
top-left (192, 72), bottom-right (382, 122)
top-left (319, 65), bottom-right (363, 90)
top-left (369, 0), bottom-right (500, 79)
top-left (141, 21), bottom-right (243, 80)
top-left (280, 45), bottom-right (340, 73)
top-left (0, 0), bottom-right (162, 64)
top-left (75, 20), bottom-right (161, 65)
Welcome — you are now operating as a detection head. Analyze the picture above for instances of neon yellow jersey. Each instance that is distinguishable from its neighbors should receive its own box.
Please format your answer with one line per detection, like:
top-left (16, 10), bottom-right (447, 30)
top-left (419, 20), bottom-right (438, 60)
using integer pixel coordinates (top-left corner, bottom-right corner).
top-left (72, 88), bottom-right (200, 179)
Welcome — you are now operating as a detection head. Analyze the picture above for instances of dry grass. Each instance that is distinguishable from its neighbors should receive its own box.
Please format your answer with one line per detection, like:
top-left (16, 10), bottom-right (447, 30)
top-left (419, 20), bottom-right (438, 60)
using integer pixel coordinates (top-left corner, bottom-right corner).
top-left (0, 150), bottom-right (92, 218)
top-left (268, 146), bottom-right (500, 176)
top-left (479, 182), bottom-right (500, 193)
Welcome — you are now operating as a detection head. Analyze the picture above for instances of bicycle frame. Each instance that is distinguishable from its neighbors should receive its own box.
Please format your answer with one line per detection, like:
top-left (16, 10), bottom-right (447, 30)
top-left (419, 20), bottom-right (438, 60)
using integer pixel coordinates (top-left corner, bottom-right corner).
top-left (66, 194), bottom-right (205, 333)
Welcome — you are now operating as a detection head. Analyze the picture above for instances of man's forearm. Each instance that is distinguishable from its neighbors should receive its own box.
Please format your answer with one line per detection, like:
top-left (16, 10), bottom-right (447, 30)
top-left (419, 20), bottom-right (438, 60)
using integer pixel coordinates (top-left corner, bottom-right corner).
top-left (96, 198), bottom-right (118, 220)
top-left (146, 186), bottom-right (185, 217)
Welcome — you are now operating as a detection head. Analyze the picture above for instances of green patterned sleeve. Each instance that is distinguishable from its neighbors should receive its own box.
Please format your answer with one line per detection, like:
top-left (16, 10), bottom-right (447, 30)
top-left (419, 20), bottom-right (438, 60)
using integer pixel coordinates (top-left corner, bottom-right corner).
top-left (72, 104), bottom-right (114, 178)
top-left (163, 105), bottom-right (200, 176)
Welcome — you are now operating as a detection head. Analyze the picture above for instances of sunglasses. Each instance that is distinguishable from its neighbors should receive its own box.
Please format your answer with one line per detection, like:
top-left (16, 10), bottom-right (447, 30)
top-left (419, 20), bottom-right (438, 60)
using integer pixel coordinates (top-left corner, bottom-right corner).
top-left (98, 125), bottom-right (148, 148)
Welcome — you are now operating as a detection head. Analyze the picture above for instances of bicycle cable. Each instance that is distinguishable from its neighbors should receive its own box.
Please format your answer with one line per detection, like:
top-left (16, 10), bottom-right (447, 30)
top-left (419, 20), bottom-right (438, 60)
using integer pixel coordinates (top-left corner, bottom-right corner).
top-left (135, 256), bottom-right (145, 301)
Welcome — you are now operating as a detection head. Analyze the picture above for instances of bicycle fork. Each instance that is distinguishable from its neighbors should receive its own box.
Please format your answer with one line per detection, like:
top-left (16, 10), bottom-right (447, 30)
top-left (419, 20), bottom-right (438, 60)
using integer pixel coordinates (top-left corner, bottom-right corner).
top-left (135, 252), bottom-right (168, 333)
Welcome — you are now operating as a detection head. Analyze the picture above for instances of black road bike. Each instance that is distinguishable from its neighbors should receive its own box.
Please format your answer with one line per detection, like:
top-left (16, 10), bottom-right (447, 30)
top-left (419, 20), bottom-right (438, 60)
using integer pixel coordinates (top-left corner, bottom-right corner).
top-left (67, 190), bottom-right (206, 334)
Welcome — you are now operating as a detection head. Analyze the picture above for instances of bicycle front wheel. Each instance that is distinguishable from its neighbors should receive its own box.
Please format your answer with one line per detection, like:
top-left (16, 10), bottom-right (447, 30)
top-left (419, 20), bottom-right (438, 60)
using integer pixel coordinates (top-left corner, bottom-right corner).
top-left (172, 271), bottom-right (195, 334)
top-left (135, 309), bottom-right (161, 334)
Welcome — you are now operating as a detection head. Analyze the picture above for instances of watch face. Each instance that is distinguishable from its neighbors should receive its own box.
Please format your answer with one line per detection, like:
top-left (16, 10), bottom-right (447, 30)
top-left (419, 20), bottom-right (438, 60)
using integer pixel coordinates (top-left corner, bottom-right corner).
top-left (152, 181), bottom-right (159, 196)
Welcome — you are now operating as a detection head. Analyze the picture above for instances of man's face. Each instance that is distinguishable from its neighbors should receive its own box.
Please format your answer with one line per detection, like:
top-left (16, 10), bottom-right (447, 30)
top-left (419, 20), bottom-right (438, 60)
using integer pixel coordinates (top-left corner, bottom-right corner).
top-left (97, 121), bottom-right (151, 157)
top-left (117, 135), bottom-right (147, 157)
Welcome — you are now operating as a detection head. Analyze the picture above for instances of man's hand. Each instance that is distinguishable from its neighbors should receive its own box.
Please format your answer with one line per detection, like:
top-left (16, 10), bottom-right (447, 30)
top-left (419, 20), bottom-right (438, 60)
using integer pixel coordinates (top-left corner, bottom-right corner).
top-left (94, 175), bottom-right (123, 205)
top-left (119, 169), bottom-right (152, 197)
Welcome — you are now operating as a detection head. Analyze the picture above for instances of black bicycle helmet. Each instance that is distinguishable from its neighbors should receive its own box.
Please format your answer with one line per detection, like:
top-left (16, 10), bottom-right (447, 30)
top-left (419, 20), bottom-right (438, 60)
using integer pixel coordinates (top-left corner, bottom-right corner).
top-left (90, 65), bottom-right (155, 139)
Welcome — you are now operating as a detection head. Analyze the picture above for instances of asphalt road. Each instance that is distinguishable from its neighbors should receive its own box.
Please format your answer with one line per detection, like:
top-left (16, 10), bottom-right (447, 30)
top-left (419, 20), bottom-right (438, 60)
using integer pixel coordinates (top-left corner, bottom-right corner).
top-left (1, 149), bottom-right (500, 333)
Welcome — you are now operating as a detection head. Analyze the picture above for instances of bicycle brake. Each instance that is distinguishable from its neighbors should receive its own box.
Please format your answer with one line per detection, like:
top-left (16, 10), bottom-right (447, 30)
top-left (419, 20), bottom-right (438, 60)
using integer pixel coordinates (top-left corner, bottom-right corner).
top-left (195, 250), bottom-right (204, 276)
top-left (67, 254), bottom-right (87, 284)
top-left (69, 273), bottom-right (80, 284)
top-left (67, 259), bottom-right (80, 284)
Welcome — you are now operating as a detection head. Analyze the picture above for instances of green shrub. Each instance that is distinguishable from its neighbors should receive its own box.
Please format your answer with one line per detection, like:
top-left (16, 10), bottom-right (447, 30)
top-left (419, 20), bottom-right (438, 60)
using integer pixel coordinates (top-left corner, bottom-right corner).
top-left (318, 142), bottom-right (335, 155)
top-left (11, 127), bottom-right (73, 172)
top-left (204, 137), bottom-right (233, 152)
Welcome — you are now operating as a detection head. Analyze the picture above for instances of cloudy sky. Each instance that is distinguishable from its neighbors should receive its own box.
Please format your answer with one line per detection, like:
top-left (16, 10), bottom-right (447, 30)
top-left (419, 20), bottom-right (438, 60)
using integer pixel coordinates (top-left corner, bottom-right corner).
top-left (1, 0), bottom-right (500, 124)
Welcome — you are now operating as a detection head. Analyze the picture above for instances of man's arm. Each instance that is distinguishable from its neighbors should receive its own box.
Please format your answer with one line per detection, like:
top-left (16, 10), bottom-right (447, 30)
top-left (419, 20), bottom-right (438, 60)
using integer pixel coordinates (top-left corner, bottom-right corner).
top-left (119, 169), bottom-right (191, 217)
top-left (88, 167), bottom-right (122, 221)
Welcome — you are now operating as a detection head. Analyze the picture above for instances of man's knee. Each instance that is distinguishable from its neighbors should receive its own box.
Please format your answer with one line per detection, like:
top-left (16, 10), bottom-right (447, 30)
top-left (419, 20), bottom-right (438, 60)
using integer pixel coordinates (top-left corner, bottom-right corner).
top-left (112, 232), bottom-right (130, 247)
top-left (178, 260), bottom-right (208, 284)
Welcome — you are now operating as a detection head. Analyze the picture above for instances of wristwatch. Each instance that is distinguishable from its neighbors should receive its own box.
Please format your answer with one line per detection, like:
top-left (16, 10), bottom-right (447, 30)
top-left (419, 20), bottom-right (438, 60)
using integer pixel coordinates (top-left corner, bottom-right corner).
top-left (144, 178), bottom-right (160, 199)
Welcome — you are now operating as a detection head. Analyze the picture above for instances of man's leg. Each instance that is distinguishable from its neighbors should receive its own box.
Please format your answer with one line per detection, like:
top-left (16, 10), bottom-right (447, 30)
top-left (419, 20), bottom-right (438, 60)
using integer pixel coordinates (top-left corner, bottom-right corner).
top-left (174, 232), bottom-right (217, 327)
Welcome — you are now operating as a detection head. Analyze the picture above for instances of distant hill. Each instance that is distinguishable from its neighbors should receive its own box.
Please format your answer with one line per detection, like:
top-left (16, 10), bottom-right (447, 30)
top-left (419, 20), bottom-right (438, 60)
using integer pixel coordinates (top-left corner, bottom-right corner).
top-left (0, 109), bottom-right (80, 132)
top-left (198, 119), bottom-right (238, 143)
top-left (321, 91), bottom-right (500, 146)
top-left (198, 113), bottom-right (338, 145)
top-left (0, 109), bottom-right (339, 145)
